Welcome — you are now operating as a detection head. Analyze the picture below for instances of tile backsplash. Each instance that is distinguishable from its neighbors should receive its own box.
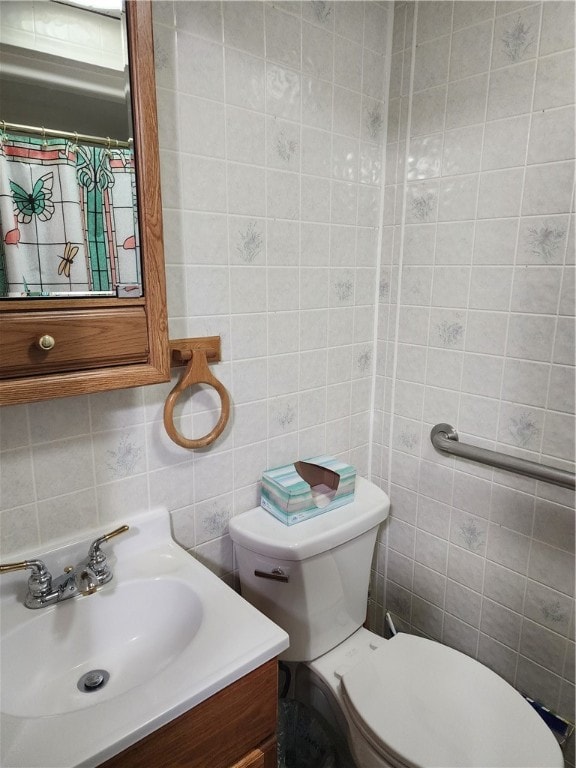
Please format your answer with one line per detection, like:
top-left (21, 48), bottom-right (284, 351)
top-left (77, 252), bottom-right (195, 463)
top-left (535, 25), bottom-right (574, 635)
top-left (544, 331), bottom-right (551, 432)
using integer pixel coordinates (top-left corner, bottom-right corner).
top-left (0, 0), bottom-right (573, 751)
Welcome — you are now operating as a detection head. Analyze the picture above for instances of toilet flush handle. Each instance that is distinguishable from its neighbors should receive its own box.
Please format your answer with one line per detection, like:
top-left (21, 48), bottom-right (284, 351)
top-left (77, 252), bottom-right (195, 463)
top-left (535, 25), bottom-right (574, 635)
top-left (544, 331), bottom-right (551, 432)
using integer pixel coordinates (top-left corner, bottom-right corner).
top-left (254, 568), bottom-right (289, 583)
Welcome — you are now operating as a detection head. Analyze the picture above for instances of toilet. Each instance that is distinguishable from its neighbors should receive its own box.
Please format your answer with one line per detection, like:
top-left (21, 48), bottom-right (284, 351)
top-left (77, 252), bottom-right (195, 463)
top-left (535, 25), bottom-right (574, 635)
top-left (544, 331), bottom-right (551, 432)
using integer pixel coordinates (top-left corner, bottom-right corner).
top-left (229, 476), bottom-right (564, 768)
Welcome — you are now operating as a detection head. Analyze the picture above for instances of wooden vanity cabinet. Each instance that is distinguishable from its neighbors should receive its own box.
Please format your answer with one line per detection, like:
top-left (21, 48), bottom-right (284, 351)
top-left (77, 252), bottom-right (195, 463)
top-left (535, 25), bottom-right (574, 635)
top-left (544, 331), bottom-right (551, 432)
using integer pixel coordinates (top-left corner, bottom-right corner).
top-left (100, 660), bottom-right (279, 768)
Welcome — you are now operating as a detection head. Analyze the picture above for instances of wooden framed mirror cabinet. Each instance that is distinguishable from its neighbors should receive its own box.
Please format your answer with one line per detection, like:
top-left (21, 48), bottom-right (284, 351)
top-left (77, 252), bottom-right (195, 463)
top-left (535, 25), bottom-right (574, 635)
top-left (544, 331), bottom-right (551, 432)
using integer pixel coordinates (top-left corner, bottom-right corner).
top-left (0, 0), bottom-right (170, 406)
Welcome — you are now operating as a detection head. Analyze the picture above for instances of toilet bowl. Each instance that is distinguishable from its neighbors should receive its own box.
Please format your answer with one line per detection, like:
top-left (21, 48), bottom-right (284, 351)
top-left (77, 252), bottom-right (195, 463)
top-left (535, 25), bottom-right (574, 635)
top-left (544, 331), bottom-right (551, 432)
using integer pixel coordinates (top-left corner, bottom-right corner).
top-left (303, 627), bottom-right (564, 768)
top-left (229, 477), bottom-right (563, 768)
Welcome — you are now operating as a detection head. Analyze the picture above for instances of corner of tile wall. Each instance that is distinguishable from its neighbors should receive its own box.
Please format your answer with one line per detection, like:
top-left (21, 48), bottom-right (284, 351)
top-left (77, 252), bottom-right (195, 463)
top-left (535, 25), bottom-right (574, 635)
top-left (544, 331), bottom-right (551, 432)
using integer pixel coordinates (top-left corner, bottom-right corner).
top-left (377, 0), bottom-right (575, 727)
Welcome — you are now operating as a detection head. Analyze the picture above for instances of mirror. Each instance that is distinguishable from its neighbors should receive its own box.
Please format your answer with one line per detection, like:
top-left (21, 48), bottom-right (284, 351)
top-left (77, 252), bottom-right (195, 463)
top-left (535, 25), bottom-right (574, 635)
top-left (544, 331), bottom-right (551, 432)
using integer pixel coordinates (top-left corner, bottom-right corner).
top-left (0, 0), bottom-right (141, 298)
top-left (0, 0), bottom-right (170, 405)
top-left (0, 0), bottom-right (132, 139)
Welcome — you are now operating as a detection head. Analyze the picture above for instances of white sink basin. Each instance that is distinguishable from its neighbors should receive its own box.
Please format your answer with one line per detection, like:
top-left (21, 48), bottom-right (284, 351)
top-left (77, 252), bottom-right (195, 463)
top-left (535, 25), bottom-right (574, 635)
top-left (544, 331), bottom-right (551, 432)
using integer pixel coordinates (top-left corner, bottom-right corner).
top-left (0, 508), bottom-right (288, 768)
top-left (2, 579), bottom-right (203, 717)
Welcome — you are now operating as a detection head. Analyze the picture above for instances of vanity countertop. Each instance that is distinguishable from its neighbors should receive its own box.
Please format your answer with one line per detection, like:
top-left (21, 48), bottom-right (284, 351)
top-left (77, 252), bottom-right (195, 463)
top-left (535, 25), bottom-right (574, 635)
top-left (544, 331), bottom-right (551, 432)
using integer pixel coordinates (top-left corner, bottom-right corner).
top-left (0, 507), bottom-right (289, 768)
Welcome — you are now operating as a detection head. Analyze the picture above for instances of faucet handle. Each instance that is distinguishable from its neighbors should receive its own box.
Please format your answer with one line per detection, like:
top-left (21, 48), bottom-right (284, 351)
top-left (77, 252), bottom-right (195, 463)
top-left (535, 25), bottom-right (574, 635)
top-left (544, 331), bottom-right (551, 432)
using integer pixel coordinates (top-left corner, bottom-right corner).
top-left (87, 525), bottom-right (129, 584)
top-left (0, 559), bottom-right (53, 604)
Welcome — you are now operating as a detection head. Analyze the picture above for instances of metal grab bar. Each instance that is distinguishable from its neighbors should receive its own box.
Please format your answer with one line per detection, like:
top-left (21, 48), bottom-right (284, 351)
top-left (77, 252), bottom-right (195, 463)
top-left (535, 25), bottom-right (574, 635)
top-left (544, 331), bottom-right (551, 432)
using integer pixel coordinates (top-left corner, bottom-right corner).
top-left (430, 423), bottom-right (575, 491)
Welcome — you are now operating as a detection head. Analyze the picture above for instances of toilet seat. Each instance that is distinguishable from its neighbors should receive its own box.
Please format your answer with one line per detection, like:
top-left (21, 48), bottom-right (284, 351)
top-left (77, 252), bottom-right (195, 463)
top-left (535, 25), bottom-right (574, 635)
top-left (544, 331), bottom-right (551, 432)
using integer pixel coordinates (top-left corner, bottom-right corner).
top-left (340, 633), bottom-right (564, 768)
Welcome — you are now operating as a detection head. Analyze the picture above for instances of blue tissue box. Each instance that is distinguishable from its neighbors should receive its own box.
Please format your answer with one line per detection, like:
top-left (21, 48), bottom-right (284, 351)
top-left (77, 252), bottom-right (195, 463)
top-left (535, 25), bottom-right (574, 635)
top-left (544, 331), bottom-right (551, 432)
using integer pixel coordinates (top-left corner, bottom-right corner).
top-left (260, 455), bottom-right (356, 525)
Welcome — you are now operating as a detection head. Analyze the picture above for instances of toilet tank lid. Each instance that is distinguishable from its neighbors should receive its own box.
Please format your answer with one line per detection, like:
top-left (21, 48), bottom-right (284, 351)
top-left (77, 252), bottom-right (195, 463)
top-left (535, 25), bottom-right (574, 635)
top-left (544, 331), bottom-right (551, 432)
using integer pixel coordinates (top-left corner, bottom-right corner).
top-left (229, 477), bottom-right (390, 561)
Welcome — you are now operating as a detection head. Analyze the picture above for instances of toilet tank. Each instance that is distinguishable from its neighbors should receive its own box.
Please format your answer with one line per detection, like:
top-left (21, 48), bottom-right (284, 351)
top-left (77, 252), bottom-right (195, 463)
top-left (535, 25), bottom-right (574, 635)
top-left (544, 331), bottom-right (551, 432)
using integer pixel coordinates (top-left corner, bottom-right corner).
top-left (229, 477), bottom-right (390, 662)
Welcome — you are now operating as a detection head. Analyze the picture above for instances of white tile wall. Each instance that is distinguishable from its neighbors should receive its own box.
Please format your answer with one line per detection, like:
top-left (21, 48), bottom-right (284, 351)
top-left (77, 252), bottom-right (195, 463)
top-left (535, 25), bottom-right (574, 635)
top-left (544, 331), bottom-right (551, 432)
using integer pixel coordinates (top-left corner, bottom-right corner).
top-left (0, 2), bottom-right (573, 754)
top-left (372, 3), bottom-right (575, 757)
top-left (0, 1), bottom-right (391, 582)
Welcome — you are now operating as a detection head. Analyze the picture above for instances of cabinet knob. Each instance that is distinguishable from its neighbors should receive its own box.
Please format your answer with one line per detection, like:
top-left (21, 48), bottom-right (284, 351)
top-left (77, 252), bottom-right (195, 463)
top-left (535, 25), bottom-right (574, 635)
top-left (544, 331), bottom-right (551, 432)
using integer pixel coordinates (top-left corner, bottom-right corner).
top-left (38, 335), bottom-right (56, 351)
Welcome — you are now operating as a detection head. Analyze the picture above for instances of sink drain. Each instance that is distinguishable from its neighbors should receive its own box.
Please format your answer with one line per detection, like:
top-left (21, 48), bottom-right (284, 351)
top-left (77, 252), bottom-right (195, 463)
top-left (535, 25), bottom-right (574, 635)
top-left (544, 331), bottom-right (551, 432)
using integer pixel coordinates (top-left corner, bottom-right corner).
top-left (77, 669), bottom-right (110, 693)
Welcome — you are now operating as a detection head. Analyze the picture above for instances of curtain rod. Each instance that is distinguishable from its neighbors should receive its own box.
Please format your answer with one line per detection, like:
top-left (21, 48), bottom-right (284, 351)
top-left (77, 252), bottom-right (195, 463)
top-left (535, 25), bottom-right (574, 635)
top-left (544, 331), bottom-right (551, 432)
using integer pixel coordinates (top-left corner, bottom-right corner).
top-left (431, 423), bottom-right (576, 491)
top-left (1, 120), bottom-right (132, 149)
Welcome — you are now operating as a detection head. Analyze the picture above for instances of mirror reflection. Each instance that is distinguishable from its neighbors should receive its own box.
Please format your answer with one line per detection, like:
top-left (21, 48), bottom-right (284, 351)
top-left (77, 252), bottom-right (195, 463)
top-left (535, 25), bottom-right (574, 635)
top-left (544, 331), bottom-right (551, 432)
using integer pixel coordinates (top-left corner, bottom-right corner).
top-left (0, 0), bottom-right (142, 298)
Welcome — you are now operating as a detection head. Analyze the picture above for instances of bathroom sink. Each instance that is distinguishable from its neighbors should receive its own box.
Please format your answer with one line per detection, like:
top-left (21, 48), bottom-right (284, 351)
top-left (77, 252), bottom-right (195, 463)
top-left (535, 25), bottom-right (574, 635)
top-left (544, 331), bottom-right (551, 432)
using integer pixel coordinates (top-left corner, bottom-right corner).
top-left (0, 508), bottom-right (289, 768)
top-left (2, 579), bottom-right (203, 717)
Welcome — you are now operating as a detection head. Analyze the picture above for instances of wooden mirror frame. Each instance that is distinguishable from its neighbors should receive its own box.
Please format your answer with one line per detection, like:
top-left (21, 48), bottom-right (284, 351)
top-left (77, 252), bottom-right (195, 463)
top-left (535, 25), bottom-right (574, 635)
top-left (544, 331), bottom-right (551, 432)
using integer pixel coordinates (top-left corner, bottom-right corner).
top-left (0, 0), bottom-right (170, 406)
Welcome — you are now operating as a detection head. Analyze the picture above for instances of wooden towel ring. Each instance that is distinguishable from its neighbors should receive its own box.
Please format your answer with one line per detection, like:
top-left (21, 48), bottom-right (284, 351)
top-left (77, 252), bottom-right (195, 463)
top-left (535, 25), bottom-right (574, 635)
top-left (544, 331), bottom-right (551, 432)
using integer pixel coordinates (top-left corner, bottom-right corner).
top-left (163, 349), bottom-right (230, 449)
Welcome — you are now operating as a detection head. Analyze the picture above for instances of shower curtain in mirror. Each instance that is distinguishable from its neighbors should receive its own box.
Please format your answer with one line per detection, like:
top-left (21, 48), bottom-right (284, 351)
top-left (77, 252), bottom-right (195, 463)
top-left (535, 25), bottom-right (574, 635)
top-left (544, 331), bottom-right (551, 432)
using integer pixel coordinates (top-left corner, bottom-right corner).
top-left (0, 132), bottom-right (140, 297)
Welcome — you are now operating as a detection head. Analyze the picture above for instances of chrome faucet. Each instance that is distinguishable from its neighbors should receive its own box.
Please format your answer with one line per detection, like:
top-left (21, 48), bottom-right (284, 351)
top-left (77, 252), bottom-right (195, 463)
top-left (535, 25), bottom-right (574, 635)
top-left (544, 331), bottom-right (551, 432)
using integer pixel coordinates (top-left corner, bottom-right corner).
top-left (0, 525), bottom-right (129, 609)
